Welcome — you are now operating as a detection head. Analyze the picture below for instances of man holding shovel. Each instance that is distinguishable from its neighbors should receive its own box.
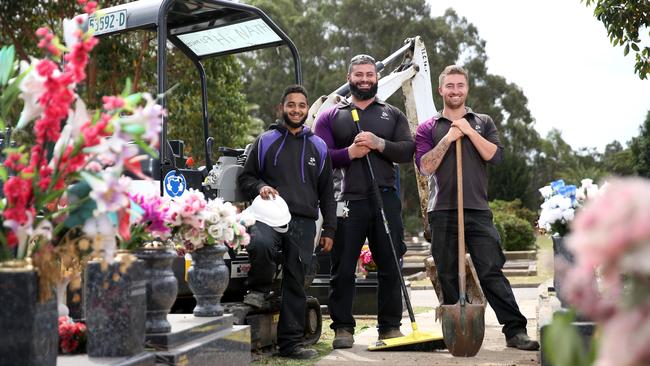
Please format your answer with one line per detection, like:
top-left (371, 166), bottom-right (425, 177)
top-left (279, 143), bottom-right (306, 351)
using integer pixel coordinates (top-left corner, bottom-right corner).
top-left (314, 54), bottom-right (415, 349)
top-left (415, 65), bottom-right (539, 351)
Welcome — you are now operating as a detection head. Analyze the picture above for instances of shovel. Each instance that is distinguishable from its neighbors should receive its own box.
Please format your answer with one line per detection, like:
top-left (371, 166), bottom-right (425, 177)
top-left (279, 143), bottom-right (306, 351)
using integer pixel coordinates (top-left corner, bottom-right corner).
top-left (439, 137), bottom-right (486, 357)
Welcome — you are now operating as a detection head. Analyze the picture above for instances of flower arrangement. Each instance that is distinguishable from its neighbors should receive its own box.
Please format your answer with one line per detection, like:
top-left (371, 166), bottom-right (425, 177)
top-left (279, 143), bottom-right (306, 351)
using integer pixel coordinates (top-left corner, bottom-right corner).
top-left (167, 189), bottom-right (252, 254)
top-left (0, 0), bottom-right (162, 299)
top-left (58, 316), bottom-right (86, 354)
top-left (543, 177), bottom-right (650, 366)
top-left (359, 244), bottom-right (377, 273)
top-left (538, 178), bottom-right (600, 236)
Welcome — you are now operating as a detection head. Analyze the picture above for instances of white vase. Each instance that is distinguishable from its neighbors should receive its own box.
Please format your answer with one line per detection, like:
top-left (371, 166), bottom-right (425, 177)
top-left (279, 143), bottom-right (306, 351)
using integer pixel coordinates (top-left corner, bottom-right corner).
top-left (56, 277), bottom-right (71, 317)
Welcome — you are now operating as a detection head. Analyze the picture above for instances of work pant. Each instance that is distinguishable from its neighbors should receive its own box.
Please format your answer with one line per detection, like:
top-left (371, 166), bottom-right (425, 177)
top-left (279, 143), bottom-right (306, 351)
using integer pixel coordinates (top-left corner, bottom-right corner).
top-left (329, 190), bottom-right (407, 332)
top-left (246, 217), bottom-right (315, 353)
top-left (429, 209), bottom-right (528, 338)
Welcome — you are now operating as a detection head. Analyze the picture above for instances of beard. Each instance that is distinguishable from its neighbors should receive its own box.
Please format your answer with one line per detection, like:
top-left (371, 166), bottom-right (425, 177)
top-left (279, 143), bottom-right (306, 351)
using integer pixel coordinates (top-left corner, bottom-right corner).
top-left (349, 81), bottom-right (378, 100)
top-left (283, 112), bottom-right (307, 129)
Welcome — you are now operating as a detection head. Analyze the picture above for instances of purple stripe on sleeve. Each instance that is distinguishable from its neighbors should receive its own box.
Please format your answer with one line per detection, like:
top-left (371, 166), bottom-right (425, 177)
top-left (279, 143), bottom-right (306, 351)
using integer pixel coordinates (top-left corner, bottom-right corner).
top-left (414, 117), bottom-right (437, 171)
top-left (258, 130), bottom-right (282, 172)
top-left (314, 107), bottom-right (351, 168)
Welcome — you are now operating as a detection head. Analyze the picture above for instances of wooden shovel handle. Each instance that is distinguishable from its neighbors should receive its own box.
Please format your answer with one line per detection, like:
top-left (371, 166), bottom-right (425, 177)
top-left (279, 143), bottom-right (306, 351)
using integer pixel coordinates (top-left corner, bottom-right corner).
top-left (456, 138), bottom-right (467, 302)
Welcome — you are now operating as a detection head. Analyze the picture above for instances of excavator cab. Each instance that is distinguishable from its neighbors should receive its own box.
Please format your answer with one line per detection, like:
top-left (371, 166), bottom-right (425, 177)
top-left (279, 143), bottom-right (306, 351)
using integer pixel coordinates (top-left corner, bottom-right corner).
top-left (89, 0), bottom-right (319, 351)
top-left (90, 0), bottom-right (301, 199)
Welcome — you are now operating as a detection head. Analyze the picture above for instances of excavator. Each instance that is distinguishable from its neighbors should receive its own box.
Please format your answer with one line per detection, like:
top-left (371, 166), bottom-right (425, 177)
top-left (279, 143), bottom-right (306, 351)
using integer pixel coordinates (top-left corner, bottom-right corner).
top-left (91, 0), bottom-right (452, 353)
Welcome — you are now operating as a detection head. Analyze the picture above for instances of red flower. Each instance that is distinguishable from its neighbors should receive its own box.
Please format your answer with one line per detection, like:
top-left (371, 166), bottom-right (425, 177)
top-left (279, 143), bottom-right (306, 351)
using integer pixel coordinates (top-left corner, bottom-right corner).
top-left (3, 152), bottom-right (26, 171)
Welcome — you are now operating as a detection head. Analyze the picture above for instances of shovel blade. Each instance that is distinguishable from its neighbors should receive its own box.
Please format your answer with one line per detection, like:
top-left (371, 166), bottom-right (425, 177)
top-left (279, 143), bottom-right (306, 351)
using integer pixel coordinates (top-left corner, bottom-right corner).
top-left (440, 302), bottom-right (485, 357)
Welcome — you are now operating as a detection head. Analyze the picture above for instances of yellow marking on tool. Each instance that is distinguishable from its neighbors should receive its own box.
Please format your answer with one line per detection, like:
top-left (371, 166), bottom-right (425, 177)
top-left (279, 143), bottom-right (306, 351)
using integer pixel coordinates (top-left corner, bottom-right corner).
top-left (351, 109), bottom-right (359, 122)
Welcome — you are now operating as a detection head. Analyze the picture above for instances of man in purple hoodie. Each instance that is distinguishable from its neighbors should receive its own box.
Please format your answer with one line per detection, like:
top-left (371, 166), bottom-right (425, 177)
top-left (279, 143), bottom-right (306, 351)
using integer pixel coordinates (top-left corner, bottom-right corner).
top-left (238, 85), bottom-right (336, 359)
top-left (314, 55), bottom-right (415, 349)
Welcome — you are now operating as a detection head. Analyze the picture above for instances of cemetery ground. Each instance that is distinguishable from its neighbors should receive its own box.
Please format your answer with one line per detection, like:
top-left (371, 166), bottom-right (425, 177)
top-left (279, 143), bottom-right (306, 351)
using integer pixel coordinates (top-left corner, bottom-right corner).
top-left (251, 235), bottom-right (553, 366)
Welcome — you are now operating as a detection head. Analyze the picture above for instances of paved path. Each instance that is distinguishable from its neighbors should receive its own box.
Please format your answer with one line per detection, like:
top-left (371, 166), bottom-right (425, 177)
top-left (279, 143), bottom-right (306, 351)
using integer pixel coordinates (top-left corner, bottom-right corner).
top-left (317, 287), bottom-right (540, 366)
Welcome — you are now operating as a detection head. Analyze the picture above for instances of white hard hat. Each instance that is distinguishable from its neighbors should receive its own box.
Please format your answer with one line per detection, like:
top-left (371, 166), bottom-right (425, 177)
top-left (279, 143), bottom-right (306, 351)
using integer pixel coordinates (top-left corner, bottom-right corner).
top-left (244, 195), bottom-right (291, 232)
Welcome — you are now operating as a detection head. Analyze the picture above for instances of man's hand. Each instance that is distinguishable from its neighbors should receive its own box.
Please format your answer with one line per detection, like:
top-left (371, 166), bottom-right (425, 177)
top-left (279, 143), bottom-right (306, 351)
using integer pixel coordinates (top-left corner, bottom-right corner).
top-left (259, 185), bottom-right (278, 200)
top-left (354, 131), bottom-right (385, 152)
top-left (451, 118), bottom-right (473, 136)
top-left (319, 237), bottom-right (333, 253)
top-left (348, 142), bottom-right (371, 159)
top-left (445, 125), bottom-right (464, 142)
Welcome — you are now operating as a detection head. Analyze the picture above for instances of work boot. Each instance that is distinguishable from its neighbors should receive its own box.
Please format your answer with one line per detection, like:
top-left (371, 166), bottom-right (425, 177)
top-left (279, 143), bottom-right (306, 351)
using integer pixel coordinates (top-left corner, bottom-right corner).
top-left (332, 328), bottom-right (354, 349)
top-left (506, 333), bottom-right (540, 351)
top-left (243, 291), bottom-right (266, 308)
top-left (378, 327), bottom-right (404, 340)
top-left (279, 346), bottom-right (318, 359)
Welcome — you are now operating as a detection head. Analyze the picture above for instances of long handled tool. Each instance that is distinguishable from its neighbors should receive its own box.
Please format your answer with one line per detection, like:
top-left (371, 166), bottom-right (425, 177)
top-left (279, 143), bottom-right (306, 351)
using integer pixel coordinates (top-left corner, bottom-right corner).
top-left (350, 109), bottom-right (444, 351)
top-left (439, 138), bottom-right (486, 357)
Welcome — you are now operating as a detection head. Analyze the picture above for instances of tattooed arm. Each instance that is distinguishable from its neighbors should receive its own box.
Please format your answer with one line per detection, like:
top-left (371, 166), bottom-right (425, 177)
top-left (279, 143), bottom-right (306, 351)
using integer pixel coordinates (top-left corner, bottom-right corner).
top-left (418, 126), bottom-right (463, 175)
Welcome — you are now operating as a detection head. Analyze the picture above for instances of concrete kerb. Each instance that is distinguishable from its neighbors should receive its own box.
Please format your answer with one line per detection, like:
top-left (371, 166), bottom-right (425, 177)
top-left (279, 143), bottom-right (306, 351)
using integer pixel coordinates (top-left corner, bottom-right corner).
top-left (317, 287), bottom-right (542, 365)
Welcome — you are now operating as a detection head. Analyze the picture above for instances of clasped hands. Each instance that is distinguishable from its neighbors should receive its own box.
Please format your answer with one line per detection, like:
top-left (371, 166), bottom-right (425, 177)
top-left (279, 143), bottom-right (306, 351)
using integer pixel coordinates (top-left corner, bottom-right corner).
top-left (348, 131), bottom-right (384, 159)
top-left (447, 118), bottom-right (473, 142)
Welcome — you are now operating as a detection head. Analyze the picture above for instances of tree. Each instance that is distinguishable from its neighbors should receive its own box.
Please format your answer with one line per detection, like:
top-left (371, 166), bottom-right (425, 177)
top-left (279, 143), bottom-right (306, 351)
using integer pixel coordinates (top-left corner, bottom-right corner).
top-left (630, 110), bottom-right (650, 177)
top-left (601, 140), bottom-right (635, 176)
top-left (582, 0), bottom-right (650, 79)
top-left (1, 1), bottom-right (255, 166)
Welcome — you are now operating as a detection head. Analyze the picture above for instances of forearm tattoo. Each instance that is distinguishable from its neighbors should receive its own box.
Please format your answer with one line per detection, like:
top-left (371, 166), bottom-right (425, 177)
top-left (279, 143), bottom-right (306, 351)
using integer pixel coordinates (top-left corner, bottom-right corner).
top-left (420, 136), bottom-right (450, 175)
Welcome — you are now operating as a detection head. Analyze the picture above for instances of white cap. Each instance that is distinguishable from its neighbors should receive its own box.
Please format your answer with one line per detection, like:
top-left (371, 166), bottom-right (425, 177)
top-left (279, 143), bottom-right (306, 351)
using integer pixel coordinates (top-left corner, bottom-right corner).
top-left (244, 195), bottom-right (291, 232)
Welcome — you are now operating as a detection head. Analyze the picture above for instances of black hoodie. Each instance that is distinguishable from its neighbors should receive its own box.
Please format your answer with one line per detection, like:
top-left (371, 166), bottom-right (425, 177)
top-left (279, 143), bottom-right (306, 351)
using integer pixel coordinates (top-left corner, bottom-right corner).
top-left (238, 122), bottom-right (336, 239)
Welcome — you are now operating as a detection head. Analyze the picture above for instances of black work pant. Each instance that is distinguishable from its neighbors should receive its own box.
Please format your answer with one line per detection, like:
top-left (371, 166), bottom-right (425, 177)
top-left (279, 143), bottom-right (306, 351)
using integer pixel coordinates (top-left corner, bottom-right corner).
top-left (246, 217), bottom-right (315, 353)
top-left (429, 209), bottom-right (528, 339)
top-left (329, 190), bottom-right (407, 332)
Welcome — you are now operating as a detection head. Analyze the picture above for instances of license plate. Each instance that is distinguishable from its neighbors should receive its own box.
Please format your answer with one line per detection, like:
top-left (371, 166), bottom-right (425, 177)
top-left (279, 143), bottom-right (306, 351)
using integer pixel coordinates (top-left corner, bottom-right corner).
top-left (88, 9), bottom-right (127, 36)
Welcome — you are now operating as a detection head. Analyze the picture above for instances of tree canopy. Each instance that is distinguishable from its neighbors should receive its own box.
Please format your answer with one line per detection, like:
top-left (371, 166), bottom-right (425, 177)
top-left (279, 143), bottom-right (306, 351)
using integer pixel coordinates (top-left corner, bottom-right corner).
top-left (583, 0), bottom-right (650, 79)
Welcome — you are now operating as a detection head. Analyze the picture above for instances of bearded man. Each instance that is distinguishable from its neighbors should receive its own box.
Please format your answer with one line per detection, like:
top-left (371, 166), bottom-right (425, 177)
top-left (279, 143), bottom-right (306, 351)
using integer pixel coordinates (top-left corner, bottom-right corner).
top-left (313, 54), bottom-right (415, 349)
top-left (238, 84), bottom-right (336, 359)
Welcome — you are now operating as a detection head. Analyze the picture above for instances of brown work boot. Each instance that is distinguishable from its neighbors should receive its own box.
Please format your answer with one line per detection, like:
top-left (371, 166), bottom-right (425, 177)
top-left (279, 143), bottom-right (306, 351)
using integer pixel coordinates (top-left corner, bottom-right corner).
top-left (506, 333), bottom-right (540, 351)
top-left (378, 327), bottom-right (404, 340)
top-left (332, 328), bottom-right (354, 349)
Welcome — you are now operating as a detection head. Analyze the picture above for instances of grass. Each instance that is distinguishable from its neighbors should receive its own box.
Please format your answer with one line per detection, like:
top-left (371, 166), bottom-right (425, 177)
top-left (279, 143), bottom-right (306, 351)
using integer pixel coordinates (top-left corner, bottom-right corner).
top-left (508, 234), bottom-right (553, 286)
top-left (251, 318), bottom-right (377, 366)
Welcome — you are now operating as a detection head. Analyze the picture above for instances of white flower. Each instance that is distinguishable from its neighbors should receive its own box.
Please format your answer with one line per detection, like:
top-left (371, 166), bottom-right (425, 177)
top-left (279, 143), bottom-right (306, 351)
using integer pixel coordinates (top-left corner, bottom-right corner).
top-left (53, 97), bottom-right (88, 159)
top-left (17, 59), bottom-right (46, 128)
top-left (538, 185), bottom-right (553, 199)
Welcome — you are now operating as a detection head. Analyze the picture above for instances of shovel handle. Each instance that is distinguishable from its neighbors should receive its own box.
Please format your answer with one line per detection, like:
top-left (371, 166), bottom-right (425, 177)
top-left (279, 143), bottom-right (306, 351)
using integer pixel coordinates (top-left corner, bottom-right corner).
top-left (456, 138), bottom-right (467, 303)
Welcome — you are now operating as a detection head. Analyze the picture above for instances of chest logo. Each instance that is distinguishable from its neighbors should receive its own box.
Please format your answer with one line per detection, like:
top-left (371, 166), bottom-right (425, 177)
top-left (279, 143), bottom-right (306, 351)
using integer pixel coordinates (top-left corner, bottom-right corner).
top-left (381, 111), bottom-right (390, 120)
top-left (308, 157), bottom-right (316, 166)
top-left (474, 124), bottom-right (482, 133)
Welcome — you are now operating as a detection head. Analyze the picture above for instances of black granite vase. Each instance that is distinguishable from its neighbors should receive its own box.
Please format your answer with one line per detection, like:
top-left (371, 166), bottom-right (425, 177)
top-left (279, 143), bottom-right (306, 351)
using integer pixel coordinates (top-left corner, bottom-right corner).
top-left (0, 265), bottom-right (57, 366)
top-left (84, 255), bottom-right (146, 357)
top-left (135, 248), bottom-right (178, 333)
top-left (552, 235), bottom-right (574, 308)
top-left (188, 244), bottom-right (229, 317)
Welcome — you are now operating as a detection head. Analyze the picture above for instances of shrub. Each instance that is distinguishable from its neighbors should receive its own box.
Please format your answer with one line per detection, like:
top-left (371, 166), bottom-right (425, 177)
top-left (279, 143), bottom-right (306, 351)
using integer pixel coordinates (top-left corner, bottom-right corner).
top-left (490, 199), bottom-right (537, 228)
top-left (495, 213), bottom-right (536, 251)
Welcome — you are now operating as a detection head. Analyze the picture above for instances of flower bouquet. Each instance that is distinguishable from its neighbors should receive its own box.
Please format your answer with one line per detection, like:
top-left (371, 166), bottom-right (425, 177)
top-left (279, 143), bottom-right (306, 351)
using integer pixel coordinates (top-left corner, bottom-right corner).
top-left (0, 0), bottom-right (162, 301)
top-left (58, 316), bottom-right (86, 354)
top-left (538, 178), bottom-right (600, 237)
top-left (359, 244), bottom-right (377, 273)
top-left (543, 177), bottom-right (650, 366)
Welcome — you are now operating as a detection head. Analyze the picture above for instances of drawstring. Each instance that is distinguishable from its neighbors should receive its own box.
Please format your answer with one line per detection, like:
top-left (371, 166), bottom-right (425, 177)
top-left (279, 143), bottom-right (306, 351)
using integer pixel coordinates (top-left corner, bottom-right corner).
top-left (300, 135), bottom-right (306, 183)
top-left (273, 130), bottom-right (288, 167)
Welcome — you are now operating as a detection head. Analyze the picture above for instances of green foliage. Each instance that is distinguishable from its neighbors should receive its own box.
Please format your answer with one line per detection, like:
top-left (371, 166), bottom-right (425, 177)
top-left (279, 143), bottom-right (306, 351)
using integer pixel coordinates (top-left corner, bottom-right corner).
top-left (491, 200), bottom-right (536, 251)
top-left (583, 0), bottom-right (650, 79)
top-left (630, 110), bottom-right (650, 177)
top-left (542, 309), bottom-right (598, 366)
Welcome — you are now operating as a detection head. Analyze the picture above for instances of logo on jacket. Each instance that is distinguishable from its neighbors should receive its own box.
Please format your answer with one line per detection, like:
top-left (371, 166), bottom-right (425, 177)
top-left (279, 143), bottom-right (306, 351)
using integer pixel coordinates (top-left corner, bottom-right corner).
top-left (308, 157), bottom-right (316, 167)
top-left (380, 111), bottom-right (390, 120)
top-left (474, 123), bottom-right (482, 133)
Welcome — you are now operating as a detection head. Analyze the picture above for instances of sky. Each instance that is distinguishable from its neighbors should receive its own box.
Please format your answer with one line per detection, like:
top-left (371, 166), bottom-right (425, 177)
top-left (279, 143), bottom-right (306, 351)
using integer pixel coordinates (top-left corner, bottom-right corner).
top-left (426, 0), bottom-right (649, 152)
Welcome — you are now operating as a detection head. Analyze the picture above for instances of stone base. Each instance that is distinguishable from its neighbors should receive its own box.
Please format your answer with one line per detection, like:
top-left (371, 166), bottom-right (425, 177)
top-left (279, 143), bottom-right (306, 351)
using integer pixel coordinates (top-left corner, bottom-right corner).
top-left (154, 325), bottom-right (251, 366)
top-left (57, 352), bottom-right (155, 366)
top-left (145, 314), bottom-right (235, 350)
top-left (308, 275), bottom-right (411, 315)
